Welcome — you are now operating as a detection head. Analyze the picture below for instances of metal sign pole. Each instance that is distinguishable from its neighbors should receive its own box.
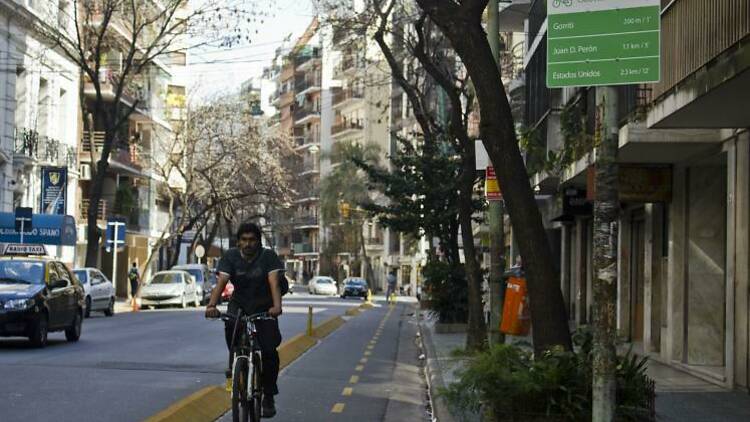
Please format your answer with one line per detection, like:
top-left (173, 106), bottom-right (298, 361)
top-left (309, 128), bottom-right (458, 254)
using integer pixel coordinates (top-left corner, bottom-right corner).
top-left (20, 220), bottom-right (24, 244)
top-left (112, 225), bottom-right (119, 297)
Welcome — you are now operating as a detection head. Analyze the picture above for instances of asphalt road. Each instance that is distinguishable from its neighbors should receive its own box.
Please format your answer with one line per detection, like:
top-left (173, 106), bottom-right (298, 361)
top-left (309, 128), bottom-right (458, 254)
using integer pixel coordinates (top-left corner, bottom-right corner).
top-left (0, 290), bottom-right (361, 422)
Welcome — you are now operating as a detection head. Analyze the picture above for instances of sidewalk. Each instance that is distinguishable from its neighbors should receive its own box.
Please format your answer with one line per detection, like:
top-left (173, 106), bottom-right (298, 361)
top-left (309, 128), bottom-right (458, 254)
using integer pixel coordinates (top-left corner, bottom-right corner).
top-left (650, 360), bottom-right (750, 421)
top-left (418, 310), bottom-right (480, 422)
top-left (418, 311), bottom-right (750, 422)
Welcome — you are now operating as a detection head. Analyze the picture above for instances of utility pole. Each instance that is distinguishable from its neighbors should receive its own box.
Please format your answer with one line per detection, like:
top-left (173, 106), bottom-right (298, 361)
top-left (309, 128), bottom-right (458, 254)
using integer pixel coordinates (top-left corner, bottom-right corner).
top-left (486, 0), bottom-right (505, 346)
top-left (592, 86), bottom-right (619, 420)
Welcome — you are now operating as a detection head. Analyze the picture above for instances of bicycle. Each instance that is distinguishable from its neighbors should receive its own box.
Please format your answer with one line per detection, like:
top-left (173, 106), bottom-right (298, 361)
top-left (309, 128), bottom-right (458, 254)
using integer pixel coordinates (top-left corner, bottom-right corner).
top-left (215, 311), bottom-right (276, 422)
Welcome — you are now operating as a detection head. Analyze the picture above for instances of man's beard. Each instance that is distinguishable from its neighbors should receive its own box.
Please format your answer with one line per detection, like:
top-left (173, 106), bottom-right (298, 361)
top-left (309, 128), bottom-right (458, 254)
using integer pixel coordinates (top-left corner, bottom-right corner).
top-left (242, 245), bottom-right (258, 257)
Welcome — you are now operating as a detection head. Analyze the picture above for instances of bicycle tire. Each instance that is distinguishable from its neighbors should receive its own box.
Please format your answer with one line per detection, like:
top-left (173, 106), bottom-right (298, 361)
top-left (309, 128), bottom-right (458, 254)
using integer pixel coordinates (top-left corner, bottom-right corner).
top-left (251, 351), bottom-right (263, 422)
top-left (232, 357), bottom-right (250, 422)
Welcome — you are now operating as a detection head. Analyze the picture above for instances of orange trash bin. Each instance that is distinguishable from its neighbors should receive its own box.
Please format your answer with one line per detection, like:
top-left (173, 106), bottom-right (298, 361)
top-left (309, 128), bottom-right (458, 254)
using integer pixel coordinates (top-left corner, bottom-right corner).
top-left (500, 275), bottom-right (530, 336)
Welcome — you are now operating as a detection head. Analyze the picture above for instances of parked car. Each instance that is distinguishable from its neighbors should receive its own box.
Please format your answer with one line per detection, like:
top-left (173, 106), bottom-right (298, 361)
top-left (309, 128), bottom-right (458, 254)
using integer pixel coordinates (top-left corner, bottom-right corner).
top-left (0, 244), bottom-right (85, 348)
top-left (73, 268), bottom-right (115, 317)
top-left (308, 276), bottom-right (337, 296)
top-left (171, 264), bottom-right (215, 305)
top-left (341, 277), bottom-right (368, 299)
top-left (140, 271), bottom-right (200, 309)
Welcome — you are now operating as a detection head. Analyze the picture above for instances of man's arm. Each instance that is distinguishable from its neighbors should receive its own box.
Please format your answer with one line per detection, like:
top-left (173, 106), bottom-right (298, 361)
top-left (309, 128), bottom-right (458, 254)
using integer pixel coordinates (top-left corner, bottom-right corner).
top-left (205, 272), bottom-right (229, 318)
top-left (267, 270), bottom-right (282, 317)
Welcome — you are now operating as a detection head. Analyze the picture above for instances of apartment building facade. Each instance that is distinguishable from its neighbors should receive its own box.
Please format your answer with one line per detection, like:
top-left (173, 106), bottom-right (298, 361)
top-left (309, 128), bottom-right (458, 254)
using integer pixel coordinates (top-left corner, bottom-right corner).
top-left (519, 0), bottom-right (750, 390)
top-left (0, 0), bottom-right (81, 264)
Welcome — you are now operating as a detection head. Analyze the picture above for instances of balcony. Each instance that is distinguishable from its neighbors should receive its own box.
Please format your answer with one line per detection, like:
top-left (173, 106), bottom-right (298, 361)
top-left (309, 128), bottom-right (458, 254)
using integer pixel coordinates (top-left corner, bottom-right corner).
top-left (295, 76), bottom-right (322, 95)
top-left (292, 243), bottom-right (315, 254)
top-left (80, 131), bottom-right (144, 172)
top-left (83, 67), bottom-right (142, 106)
top-left (333, 88), bottom-right (364, 109)
top-left (331, 119), bottom-right (365, 138)
top-left (294, 215), bottom-right (319, 228)
top-left (294, 133), bottom-right (320, 149)
top-left (333, 54), bottom-right (366, 79)
top-left (648, 0), bottom-right (750, 128)
top-left (294, 188), bottom-right (320, 203)
top-left (294, 49), bottom-right (321, 71)
top-left (14, 128), bottom-right (76, 168)
top-left (80, 198), bottom-right (110, 221)
top-left (293, 105), bottom-right (321, 125)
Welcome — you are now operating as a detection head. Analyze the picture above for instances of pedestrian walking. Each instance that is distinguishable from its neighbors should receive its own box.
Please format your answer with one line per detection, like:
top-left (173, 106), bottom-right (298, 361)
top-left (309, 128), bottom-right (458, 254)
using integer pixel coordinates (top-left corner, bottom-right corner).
top-left (386, 270), bottom-right (397, 304)
top-left (128, 262), bottom-right (140, 311)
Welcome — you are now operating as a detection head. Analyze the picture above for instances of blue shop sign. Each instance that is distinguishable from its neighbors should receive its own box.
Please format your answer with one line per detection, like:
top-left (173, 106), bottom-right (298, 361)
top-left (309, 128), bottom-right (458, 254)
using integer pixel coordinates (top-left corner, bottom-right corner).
top-left (0, 212), bottom-right (77, 245)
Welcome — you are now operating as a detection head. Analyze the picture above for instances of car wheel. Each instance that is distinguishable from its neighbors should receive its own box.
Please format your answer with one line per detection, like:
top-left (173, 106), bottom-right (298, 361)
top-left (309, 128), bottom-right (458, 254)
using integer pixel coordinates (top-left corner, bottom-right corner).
top-left (65, 310), bottom-right (83, 342)
top-left (104, 297), bottom-right (115, 317)
top-left (180, 294), bottom-right (187, 309)
top-left (29, 313), bottom-right (49, 348)
top-left (341, 294), bottom-right (346, 299)
top-left (84, 296), bottom-right (92, 318)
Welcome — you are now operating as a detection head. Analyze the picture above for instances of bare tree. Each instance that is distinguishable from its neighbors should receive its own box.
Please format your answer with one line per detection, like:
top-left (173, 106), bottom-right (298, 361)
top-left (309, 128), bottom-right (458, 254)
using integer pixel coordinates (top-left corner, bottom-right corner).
top-left (38, 0), bottom-right (268, 267)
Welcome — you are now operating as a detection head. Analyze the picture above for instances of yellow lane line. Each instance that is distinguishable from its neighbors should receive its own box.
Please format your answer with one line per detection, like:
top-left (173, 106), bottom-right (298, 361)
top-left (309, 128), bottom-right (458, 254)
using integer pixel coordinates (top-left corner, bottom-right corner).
top-left (331, 403), bottom-right (345, 413)
top-left (364, 351), bottom-right (371, 356)
top-left (367, 345), bottom-right (374, 350)
top-left (350, 375), bottom-right (359, 384)
top-left (355, 365), bottom-right (364, 371)
top-left (360, 357), bottom-right (368, 364)
top-left (342, 387), bottom-right (353, 396)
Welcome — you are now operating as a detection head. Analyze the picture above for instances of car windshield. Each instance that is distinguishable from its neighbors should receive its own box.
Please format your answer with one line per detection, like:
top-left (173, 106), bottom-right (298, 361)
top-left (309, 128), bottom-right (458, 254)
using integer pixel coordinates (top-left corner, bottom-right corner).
top-left (73, 270), bottom-right (87, 283)
top-left (316, 278), bottom-right (332, 284)
top-left (149, 273), bottom-right (183, 284)
top-left (0, 261), bottom-right (45, 284)
top-left (180, 269), bottom-right (203, 282)
top-left (346, 279), bottom-right (366, 286)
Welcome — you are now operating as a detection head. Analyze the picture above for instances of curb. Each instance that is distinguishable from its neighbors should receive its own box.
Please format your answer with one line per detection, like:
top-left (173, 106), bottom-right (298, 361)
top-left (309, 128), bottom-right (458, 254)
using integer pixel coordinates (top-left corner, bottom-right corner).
top-left (144, 304), bottom-right (371, 422)
top-left (143, 385), bottom-right (230, 422)
top-left (418, 310), bottom-right (457, 422)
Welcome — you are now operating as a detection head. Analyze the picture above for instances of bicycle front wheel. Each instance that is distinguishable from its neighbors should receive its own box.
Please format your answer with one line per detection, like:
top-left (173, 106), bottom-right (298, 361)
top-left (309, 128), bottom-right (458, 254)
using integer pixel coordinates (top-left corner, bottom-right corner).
top-left (232, 357), bottom-right (250, 422)
top-left (251, 352), bottom-right (263, 422)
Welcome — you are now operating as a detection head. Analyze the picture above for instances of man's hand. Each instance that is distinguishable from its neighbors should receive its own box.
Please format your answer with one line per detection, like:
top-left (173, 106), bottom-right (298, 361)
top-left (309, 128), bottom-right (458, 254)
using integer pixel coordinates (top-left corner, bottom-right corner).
top-left (205, 305), bottom-right (220, 319)
top-left (268, 305), bottom-right (282, 317)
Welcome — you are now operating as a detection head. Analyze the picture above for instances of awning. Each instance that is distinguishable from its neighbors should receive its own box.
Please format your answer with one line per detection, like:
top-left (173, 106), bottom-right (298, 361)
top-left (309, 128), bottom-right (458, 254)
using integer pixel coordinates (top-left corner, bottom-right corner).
top-left (550, 214), bottom-right (575, 224)
top-left (0, 213), bottom-right (77, 245)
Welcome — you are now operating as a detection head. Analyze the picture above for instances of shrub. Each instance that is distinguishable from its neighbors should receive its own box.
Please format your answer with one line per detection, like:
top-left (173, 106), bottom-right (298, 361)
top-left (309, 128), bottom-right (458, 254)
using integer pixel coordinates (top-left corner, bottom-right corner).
top-left (421, 259), bottom-right (468, 323)
top-left (443, 329), bottom-right (654, 421)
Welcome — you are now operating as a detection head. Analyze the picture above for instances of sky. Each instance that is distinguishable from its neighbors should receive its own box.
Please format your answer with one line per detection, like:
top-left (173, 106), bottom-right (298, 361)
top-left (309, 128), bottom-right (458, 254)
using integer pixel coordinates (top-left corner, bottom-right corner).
top-left (186, 0), bottom-right (317, 102)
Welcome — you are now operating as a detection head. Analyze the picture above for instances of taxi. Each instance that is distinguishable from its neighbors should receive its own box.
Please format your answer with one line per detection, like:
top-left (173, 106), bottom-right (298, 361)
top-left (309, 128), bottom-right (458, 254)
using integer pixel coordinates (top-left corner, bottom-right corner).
top-left (0, 244), bottom-right (85, 347)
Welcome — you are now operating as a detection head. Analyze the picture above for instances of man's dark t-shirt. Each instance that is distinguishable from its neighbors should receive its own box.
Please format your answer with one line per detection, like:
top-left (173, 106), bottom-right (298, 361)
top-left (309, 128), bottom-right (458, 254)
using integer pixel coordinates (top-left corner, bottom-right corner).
top-left (216, 247), bottom-right (284, 315)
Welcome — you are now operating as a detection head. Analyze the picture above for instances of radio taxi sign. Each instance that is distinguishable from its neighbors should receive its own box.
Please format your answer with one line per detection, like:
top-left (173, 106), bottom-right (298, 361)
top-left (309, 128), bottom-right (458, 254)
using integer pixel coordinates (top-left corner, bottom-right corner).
top-left (547, 0), bottom-right (661, 88)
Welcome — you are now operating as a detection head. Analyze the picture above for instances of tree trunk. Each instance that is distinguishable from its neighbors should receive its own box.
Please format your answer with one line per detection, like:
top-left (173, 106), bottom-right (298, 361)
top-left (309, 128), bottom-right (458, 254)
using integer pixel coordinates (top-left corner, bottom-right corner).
top-left (592, 87), bottom-right (619, 421)
top-left (85, 129), bottom-right (116, 267)
top-left (417, 1), bottom-right (572, 352)
top-left (457, 142), bottom-right (488, 351)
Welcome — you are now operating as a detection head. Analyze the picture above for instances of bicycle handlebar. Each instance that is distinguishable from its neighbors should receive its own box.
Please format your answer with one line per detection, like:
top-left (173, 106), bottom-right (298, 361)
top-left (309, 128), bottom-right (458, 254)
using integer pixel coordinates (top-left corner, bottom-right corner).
top-left (209, 311), bottom-right (275, 322)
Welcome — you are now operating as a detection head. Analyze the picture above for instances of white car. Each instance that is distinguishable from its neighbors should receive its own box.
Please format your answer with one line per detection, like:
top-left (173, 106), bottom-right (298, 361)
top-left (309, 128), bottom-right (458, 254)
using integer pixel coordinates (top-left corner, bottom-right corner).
top-left (73, 268), bottom-right (115, 318)
top-left (308, 276), bottom-right (338, 296)
top-left (140, 270), bottom-right (200, 308)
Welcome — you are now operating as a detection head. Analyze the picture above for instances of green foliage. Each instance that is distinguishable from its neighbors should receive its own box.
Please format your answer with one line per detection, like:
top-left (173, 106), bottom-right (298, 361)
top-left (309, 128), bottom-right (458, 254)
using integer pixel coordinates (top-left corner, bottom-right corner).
top-left (422, 259), bottom-right (468, 324)
top-left (444, 329), bottom-right (654, 421)
top-left (114, 183), bottom-right (138, 225)
top-left (354, 135), bottom-right (475, 246)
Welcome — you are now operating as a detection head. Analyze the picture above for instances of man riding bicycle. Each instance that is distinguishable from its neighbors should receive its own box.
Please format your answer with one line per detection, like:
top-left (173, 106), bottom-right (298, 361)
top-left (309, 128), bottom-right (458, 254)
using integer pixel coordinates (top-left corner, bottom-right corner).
top-left (205, 222), bottom-right (284, 418)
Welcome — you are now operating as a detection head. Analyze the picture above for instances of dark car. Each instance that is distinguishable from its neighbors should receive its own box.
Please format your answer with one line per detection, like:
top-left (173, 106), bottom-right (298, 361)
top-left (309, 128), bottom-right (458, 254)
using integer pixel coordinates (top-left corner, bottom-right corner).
top-left (341, 277), bottom-right (368, 299)
top-left (0, 253), bottom-right (85, 348)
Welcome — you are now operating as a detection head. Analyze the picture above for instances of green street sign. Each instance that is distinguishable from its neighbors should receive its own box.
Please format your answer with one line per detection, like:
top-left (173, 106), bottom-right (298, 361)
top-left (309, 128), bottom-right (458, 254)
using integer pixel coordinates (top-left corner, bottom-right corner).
top-left (547, 0), bottom-right (661, 88)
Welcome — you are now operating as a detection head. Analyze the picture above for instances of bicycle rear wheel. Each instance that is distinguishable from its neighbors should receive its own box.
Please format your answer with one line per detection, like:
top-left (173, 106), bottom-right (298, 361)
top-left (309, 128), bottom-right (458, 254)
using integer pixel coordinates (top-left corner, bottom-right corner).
top-left (250, 352), bottom-right (263, 422)
top-left (232, 357), bottom-right (250, 422)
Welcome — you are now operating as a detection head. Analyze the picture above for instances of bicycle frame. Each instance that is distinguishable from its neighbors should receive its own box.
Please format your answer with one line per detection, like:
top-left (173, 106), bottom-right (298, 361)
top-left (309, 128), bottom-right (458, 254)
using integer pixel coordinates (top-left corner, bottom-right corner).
top-left (220, 311), bottom-right (273, 422)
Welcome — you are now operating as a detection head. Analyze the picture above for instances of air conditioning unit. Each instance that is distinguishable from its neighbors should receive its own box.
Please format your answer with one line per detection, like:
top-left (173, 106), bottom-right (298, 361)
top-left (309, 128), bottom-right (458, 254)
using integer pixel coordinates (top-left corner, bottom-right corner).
top-left (79, 163), bottom-right (91, 180)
